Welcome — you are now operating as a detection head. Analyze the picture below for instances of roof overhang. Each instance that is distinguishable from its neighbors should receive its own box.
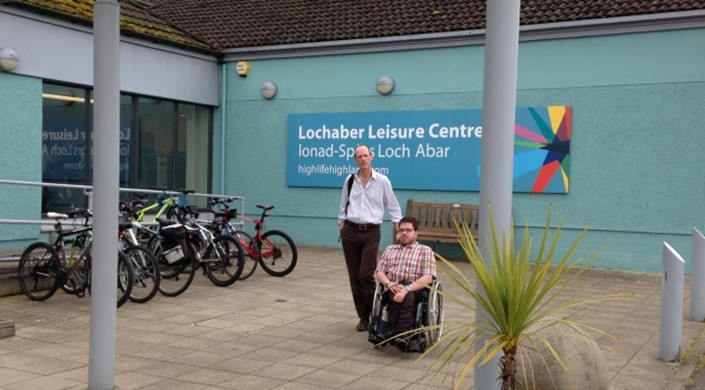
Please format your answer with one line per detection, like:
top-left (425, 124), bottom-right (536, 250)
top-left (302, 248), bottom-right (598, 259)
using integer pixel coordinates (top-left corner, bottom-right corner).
top-left (222, 10), bottom-right (705, 61)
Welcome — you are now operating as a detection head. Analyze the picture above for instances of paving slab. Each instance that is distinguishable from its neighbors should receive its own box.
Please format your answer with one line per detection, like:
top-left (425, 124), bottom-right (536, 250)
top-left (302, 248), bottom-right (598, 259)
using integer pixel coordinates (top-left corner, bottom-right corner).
top-left (0, 245), bottom-right (702, 389)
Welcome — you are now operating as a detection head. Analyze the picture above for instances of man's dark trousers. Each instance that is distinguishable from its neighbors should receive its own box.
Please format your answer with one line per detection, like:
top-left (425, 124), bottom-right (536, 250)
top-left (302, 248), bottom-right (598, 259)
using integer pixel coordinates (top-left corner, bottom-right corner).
top-left (341, 222), bottom-right (380, 321)
top-left (384, 290), bottom-right (417, 332)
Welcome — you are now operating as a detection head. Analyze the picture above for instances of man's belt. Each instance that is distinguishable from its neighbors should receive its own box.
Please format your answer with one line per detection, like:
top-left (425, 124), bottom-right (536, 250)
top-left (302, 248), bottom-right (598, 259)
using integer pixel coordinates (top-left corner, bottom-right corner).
top-left (345, 221), bottom-right (380, 230)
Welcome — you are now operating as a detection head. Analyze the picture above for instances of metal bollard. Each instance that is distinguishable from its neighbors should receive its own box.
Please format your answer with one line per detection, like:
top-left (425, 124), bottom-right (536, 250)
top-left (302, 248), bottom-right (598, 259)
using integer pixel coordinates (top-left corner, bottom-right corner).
top-left (691, 228), bottom-right (705, 322)
top-left (660, 242), bottom-right (684, 362)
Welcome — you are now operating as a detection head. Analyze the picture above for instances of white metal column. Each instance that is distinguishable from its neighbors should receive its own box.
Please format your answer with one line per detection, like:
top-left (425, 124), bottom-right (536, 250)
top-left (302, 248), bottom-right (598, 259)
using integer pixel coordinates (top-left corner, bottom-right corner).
top-left (475, 0), bottom-right (521, 388)
top-left (88, 1), bottom-right (120, 388)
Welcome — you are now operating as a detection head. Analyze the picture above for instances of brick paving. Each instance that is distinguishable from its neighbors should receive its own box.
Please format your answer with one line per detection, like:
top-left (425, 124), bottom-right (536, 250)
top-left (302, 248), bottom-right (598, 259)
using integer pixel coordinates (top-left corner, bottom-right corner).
top-left (0, 246), bottom-right (703, 389)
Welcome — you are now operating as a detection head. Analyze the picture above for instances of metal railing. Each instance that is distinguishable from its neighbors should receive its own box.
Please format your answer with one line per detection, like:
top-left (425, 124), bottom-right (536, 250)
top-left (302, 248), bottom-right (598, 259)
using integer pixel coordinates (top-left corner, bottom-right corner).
top-left (0, 178), bottom-right (244, 263)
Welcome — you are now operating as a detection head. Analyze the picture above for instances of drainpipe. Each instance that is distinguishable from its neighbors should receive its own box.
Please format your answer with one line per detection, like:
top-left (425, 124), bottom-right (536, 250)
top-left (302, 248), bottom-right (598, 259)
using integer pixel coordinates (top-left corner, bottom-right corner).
top-left (220, 63), bottom-right (227, 194)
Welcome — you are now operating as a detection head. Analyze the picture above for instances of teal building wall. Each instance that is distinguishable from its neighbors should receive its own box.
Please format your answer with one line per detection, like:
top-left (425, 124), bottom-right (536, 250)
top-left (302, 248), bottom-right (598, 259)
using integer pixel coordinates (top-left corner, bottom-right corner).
top-left (215, 28), bottom-right (705, 272)
top-left (0, 73), bottom-right (43, 247)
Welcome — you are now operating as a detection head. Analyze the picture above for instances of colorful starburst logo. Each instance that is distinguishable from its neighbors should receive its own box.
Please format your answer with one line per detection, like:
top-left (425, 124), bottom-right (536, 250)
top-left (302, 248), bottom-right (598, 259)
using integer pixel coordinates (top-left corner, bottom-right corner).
top-left (514, 106), bottom-right (572, 193)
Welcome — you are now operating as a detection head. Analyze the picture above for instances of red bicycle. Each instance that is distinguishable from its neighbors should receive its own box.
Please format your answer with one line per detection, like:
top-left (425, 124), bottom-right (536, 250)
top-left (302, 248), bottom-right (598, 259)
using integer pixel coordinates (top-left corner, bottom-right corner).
top-left (210, 198), bottom-right (297, 280)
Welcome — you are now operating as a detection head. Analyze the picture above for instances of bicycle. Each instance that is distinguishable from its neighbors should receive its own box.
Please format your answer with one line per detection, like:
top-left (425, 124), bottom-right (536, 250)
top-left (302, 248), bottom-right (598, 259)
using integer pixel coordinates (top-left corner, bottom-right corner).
top-left (120, 195), bottom-right (196, 297)
top-left (17, 209), bottom-right (134, 307)
top-left (120, 197), bottom-right (195, 298)
top-left (129, 189), bottom-right (192, 237)
top-left (119, 190), bottom-right (195, 299)
top-left (150, 204), bottom-right (245, 294)
top-left (210, 198), bottom-right (297, 279)
top-left (118, 202), bottom-right (161, 304)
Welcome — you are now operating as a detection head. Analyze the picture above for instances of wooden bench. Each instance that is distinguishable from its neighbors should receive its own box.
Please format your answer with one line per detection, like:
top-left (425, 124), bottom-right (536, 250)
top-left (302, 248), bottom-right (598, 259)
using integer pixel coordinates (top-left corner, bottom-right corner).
top-left (405, 199), bottom-right (479, 249)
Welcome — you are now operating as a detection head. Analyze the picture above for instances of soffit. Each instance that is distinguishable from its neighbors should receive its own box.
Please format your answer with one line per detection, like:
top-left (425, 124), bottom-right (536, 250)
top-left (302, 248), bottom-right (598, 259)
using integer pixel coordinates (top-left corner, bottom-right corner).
top-left (7, 0), bottom-right (215, 53)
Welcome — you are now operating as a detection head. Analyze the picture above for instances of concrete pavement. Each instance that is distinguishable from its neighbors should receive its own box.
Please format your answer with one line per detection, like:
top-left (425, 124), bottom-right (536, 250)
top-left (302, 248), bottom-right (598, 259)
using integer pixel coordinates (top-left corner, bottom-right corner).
top-left (0, 245), bottom-right (703, 389)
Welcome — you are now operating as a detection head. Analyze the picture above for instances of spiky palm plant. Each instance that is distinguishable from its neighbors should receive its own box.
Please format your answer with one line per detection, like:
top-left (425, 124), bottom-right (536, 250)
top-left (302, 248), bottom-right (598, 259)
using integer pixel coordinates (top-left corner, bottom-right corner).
top-left (422, 210), bottom-right (628, 390)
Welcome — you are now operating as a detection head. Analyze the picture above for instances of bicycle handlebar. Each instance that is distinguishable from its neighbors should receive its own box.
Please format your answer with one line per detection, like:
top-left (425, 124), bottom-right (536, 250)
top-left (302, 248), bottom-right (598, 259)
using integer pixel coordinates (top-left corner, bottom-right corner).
top-left (143, 187), bottom-right (194, 199)
top-left (166, 204), bottom-right (200, 223)
top-left (209, 197), bottom-right (236, 207)
top-left (45, 208), bottom-right (92, 230)
top-left (66, 209), bottom-right (92, 220)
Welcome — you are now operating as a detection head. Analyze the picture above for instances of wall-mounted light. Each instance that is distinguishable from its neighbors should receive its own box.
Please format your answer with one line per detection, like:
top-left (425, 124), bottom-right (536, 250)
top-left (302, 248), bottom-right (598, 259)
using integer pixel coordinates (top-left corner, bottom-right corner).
top-left (0, 48), bottom-right (19, 72)
top-left (261, 81), bottom-right (277, 100)
top-left (42, 93), bottom-right (93, 104)
top-left (376, 75), bottom-right (394, 95)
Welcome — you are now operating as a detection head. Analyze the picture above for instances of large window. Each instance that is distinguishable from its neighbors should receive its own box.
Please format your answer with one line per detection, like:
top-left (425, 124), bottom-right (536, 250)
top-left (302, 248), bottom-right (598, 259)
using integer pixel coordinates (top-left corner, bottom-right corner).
top-left (42, 83), bottom-right (91, 212)
top-left (178, 104), bottom-right (210, 195)
top-left (136, 97), bottom-right (176, 189)
top-left (42, 82), bottom-right (212, 212)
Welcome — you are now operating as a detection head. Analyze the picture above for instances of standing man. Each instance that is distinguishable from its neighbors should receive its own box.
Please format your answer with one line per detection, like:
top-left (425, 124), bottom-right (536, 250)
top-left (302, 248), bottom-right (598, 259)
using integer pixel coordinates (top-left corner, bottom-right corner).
top-left (338, 144), bottom-right (402, 332)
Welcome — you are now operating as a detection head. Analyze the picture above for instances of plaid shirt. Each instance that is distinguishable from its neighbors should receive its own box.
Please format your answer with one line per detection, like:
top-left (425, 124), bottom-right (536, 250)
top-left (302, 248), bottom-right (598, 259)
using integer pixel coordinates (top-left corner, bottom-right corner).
top-left (376, 242), bottom-right (436, 283)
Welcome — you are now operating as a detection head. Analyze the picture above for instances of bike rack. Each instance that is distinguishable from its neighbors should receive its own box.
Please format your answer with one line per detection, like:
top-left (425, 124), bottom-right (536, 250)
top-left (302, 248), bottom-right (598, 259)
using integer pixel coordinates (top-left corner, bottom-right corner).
top-left (0, 220), bottom-right (56, 265)
top-left (0, 178), bottom-right (245, 260)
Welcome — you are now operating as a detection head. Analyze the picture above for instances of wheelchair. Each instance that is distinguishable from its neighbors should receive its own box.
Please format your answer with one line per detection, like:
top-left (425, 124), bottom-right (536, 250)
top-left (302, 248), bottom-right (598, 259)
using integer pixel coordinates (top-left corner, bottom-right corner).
top-left (368, 279), bottom-right (444, 352)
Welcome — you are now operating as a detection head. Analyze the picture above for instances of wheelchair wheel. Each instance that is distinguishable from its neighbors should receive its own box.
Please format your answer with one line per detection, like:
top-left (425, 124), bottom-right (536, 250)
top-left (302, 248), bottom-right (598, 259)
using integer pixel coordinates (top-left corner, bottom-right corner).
top-left (425, 280), bottom-right (444, 346)
top-left (368, 283), bottom-right (387, 347)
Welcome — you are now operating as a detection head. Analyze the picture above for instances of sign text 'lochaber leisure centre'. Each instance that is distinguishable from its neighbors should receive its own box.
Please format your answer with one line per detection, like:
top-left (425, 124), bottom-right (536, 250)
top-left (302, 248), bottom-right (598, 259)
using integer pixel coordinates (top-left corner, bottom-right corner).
top-left (287, 107), bottom-right (572, 193)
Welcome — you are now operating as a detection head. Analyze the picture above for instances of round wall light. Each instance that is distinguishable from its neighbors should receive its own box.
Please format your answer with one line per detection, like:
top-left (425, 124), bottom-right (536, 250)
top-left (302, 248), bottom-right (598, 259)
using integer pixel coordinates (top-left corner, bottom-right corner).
top-left (261, 81), bottom-right (278, 100)
top-left (0, 48), bottom-right (19, 72)
top-left (376, 75), bottom-right (394, 95)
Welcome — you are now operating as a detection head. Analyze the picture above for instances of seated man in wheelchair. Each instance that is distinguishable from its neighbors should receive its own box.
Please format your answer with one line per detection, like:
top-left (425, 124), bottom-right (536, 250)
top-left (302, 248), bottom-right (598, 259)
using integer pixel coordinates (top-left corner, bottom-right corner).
top-left (370, 216), bottom-right (438, 352)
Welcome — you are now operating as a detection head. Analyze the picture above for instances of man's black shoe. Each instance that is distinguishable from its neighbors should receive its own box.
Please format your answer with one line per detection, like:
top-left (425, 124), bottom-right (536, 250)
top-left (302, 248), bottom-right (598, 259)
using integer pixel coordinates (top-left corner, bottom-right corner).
top-left (356, 318), bottom-right (369, 332)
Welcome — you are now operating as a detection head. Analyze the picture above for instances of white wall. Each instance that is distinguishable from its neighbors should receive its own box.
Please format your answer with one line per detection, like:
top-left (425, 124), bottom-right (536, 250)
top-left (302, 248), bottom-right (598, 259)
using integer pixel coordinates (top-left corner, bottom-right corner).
top-left (0, 7), bottom-right (220, 106)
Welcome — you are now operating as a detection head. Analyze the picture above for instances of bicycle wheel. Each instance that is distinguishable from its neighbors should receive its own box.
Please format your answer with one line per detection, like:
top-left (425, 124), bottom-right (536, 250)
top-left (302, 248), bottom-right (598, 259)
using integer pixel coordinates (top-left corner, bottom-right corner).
top-left (156, 241), bottom-right (197, 297)
top-left (84, 251), bottom-right (133, 308)
top-left (146, 234), bottom-right (161, 255)
top-left (204, 235), bottom-right (244, 287)
top-left (257, 230), bottom-right (297, 277)
top-left (18, 242), bottom-right (61, 301)
top-left (123, 245), bottom-right (160, 304)
top-left (116, 251), bottom-right (134, 308)
top-left (233, 230), bottom-right (258, 280)
top-left (61, 256), bottom-right (90, 296)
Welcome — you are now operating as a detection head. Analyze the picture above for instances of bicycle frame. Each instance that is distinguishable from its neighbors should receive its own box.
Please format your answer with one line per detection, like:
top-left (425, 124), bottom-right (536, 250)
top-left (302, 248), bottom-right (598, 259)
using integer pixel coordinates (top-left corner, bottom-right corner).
top-left (208, 197), bottom-right (297, 279)
top-left (121, 191), bottom-right (183, 246)
top-left (211, 200), bottom-right (277, 259)
top-left (134, 195), bottom-right (178, 223)
top-left (47, 212), bottom-right (94, 273)
top-left (119, 220), bottom-right (159, 248)
top-left (212, 210), bottom-right (257, 258)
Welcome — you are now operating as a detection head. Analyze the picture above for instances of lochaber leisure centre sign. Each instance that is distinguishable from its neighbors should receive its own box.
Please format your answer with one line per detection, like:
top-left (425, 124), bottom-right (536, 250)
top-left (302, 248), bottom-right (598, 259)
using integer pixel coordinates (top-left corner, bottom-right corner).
top-left (287, 107), bottom-right (572, 194)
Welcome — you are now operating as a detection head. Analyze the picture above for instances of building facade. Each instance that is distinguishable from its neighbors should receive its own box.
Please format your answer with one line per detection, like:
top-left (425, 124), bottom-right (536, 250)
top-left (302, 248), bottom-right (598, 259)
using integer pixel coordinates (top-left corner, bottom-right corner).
top-left (1, 1), bottom-right (704, 272)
